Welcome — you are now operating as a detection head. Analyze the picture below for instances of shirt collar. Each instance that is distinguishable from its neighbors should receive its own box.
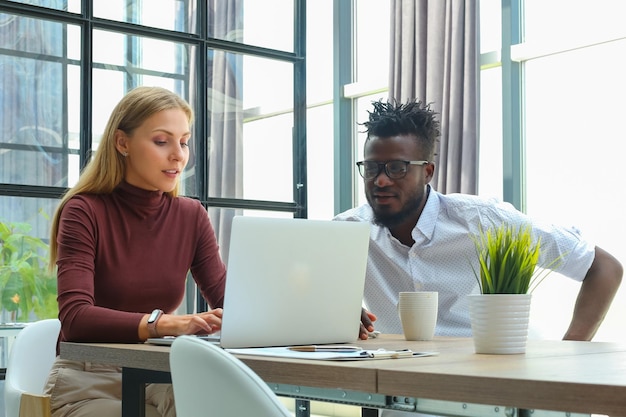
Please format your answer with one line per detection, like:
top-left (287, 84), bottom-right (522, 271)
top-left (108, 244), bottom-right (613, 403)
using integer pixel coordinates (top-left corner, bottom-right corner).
top-left (413, 184), bottom-right (439, 242)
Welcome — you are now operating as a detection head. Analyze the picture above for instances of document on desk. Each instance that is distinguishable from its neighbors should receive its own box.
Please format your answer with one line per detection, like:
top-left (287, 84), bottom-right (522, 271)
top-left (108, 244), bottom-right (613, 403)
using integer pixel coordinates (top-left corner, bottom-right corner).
top-left (225, 346), bottom-right (438, 361)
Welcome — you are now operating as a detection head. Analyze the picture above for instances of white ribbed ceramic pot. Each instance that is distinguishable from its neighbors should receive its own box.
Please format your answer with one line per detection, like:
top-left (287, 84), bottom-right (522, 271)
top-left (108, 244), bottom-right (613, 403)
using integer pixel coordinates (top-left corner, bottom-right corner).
top-left (468, 293), bottom-right (532, 354)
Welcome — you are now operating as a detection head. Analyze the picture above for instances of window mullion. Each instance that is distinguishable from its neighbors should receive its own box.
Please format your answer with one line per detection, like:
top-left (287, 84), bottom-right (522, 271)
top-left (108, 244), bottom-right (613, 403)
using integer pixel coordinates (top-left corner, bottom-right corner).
top-left (501, 0), bottom-right (526, 211)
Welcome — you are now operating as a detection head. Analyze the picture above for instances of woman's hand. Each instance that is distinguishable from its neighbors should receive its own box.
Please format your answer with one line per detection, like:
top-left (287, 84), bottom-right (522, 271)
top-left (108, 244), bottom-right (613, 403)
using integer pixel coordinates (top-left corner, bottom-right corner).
top-left (142, 308), bottom-right (224, 339)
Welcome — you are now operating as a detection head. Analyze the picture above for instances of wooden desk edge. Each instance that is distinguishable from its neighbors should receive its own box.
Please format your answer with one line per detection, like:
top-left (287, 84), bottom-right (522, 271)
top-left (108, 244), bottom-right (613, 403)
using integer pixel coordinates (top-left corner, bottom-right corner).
top-left (60, 341), bottom-right (378, 393)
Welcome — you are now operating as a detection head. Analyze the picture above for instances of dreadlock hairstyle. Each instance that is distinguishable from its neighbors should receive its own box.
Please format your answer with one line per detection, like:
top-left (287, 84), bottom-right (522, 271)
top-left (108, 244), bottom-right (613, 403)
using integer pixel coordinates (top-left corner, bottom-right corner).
top-left (362, 99), bottom-right (441, 160)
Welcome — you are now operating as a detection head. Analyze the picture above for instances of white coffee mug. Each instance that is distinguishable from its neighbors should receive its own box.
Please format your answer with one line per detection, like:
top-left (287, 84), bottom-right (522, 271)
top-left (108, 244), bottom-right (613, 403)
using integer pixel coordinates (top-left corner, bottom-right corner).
top-left (397, 291), bottom-right (438, 341)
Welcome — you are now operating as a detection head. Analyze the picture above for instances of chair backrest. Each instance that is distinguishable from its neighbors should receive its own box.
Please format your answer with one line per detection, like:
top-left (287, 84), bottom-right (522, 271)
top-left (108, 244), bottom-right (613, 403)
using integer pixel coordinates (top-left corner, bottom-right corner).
top-left (4, 319), bottom-right (61, 417)
top-left (169, 335), bottom-right (292, 417)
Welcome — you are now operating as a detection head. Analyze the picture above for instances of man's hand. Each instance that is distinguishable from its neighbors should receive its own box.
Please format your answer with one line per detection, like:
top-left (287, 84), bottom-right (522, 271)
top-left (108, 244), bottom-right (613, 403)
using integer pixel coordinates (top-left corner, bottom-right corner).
top-left (359, 308), bottom-right (377, 340)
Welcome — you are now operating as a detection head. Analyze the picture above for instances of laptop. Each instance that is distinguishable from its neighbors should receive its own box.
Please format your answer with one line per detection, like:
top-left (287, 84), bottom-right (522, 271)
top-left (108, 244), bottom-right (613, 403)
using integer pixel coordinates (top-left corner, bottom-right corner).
top-left (148, 216), bottom-right (371, 348)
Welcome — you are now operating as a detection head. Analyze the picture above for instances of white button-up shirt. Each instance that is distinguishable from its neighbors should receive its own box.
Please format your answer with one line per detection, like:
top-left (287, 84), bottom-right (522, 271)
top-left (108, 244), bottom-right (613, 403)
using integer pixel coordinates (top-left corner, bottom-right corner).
top-left (334, 187), bottom-right (595, 337)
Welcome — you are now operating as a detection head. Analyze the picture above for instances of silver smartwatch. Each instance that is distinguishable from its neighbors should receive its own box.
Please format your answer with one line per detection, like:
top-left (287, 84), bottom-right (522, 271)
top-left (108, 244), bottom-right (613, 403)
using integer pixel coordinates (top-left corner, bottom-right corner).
top-left (147, 309), bottom-right (163, 338)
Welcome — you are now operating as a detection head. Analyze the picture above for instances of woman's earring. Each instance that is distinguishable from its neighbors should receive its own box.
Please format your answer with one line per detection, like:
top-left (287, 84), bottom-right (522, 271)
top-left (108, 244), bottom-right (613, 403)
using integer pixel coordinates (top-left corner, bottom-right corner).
top-left (122, 152), bottom-right (128, 157)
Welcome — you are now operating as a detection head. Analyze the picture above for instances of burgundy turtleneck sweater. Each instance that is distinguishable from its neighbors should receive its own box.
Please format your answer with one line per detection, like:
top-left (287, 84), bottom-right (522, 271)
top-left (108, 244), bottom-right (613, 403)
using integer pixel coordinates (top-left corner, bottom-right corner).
top-left (55, 181), bottom-right (226, 347)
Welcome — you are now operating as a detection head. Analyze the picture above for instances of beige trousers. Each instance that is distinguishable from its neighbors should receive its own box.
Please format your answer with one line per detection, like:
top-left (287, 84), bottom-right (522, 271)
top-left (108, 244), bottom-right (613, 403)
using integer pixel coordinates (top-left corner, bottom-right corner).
top-left (44, 357), bottom-right (176, 417)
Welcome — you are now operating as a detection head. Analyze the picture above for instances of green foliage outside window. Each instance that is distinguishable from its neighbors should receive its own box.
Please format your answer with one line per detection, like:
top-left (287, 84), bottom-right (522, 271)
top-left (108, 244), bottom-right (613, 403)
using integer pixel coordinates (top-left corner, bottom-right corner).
top-left (0, 217), bottom-right (58, 322)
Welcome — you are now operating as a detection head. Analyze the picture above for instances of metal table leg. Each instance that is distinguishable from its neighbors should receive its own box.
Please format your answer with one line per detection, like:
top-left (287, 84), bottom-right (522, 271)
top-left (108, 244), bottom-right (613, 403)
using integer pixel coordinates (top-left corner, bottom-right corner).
top-left (121, 368), bottom-right (171, 417)
top-left (295, 399), bottom-right (311, 417)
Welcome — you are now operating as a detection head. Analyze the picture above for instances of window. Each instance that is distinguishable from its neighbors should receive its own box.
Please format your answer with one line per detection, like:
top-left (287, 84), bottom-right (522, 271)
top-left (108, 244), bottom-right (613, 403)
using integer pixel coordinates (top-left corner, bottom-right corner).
top-left (348, 0), bottom-right (391, 208)
top-left (479, 0), bottom-right (626, 342)
top-left (0, 0), bottom-right (305, 320)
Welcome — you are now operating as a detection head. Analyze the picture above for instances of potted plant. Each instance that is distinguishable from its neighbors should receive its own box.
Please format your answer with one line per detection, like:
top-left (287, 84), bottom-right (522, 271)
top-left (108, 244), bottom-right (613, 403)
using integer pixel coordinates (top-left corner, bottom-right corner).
top-left (0, 218), bottom-right (58, 323)
top-left (467, 223), bottom-right (562, 354)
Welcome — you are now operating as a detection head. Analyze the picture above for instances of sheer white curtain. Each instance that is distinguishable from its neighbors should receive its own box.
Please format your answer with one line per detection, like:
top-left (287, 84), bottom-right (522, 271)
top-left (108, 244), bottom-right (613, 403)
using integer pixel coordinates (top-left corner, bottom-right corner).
top-left (389, 0), bottom-right (479, 194)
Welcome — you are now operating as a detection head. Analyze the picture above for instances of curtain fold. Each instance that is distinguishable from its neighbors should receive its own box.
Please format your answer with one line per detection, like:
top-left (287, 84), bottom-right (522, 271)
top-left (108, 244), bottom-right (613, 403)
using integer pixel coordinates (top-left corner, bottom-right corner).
top-left (389, 0), bottom-right (479, 194)
top-left (187, 1), bottom-right (243, 312)
top-left (205, 0), bottom-right (244, 266)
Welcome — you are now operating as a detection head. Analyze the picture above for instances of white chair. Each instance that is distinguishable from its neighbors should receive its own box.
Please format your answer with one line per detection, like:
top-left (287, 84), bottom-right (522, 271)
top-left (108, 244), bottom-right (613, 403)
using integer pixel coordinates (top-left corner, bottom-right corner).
top-left (4, 318), bottom-right (61, 417)
top-left (170, 335), bottom-right (292, 417)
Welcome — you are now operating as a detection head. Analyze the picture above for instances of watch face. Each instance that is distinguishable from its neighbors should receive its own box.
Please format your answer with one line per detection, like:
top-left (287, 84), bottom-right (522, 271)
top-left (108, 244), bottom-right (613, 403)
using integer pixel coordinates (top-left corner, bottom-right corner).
top-left (148, 310), bottom-right (160, 323)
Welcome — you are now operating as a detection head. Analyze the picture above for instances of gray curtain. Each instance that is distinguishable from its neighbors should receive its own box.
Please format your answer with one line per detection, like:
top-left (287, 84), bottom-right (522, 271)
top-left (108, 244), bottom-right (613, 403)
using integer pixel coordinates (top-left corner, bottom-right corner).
top-left (205, 1), bottom-right (244, 266)
top-left (186, 1), bottom-right (244, 312)
top-left (389, 0), bottom-right (479, 194)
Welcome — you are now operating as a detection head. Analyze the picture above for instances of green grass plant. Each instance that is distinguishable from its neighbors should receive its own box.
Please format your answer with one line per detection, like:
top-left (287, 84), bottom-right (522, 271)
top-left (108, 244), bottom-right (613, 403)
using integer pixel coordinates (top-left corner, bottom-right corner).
top-left (471, 223), bottom-right (561, 294)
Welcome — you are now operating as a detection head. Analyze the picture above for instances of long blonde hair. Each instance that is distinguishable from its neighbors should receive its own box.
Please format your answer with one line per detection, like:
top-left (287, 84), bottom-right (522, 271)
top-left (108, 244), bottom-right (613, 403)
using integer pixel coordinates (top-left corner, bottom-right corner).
top-left (49, 86), bottom-right (194, 270)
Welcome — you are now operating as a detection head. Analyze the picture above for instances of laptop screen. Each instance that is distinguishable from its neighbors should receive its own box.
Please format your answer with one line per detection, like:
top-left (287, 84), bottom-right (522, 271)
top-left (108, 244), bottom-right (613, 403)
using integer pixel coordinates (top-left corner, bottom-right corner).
top-left (219, 216), bottom-right (371, 348)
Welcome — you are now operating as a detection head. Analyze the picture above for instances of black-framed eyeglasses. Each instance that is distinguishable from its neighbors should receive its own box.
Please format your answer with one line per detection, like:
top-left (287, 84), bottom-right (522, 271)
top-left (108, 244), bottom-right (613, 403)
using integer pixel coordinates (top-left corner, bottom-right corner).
top-left (356, 160), bottom-right (430, 180)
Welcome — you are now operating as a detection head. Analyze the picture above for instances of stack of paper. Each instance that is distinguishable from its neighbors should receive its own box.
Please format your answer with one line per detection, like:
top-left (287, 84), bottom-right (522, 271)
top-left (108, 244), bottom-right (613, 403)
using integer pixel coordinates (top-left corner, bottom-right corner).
top-left (226, 345), bottom-right (438, 361)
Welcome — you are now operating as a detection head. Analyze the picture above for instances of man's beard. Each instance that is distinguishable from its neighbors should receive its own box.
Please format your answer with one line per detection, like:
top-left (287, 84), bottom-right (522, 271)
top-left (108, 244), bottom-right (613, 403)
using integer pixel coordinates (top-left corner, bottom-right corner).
top-left (368, 189), bottom-right (424, 229)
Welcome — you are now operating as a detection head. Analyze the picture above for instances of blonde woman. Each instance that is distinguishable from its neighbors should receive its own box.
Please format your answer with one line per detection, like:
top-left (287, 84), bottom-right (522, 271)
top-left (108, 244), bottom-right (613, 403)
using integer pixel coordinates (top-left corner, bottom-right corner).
top-left (45, 86), bottom-right (226, 417)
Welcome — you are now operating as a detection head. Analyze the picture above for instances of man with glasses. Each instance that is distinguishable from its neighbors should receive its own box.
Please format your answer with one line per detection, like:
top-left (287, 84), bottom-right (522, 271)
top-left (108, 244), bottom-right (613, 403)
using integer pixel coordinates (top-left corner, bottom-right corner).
top-left (337, 99), bottom-right (622, 345)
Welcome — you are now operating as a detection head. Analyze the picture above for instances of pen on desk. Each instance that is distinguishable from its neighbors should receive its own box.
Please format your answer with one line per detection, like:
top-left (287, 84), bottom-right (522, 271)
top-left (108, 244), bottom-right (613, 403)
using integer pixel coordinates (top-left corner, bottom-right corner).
top-left (287, 345), bottom-right (363, 352)
top-left (369, 349), bottom-right (415, 359)
top-left (390, 350), bottom-right (414, 359)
